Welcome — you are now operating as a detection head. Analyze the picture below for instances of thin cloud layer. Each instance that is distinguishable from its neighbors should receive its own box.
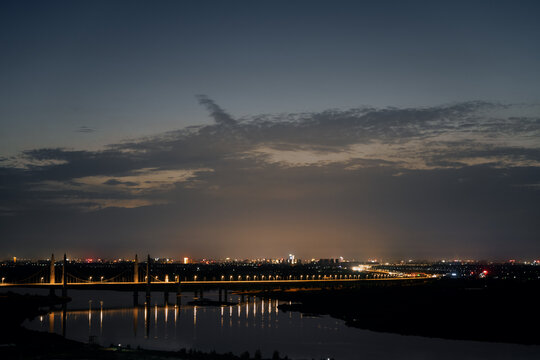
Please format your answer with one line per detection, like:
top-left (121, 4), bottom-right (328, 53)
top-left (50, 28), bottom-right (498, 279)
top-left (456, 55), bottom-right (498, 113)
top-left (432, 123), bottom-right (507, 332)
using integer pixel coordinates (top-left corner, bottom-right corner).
top-left (1, 100), bottom-right (539, 210)
top-left (76, 126), bottom-right (97, 133)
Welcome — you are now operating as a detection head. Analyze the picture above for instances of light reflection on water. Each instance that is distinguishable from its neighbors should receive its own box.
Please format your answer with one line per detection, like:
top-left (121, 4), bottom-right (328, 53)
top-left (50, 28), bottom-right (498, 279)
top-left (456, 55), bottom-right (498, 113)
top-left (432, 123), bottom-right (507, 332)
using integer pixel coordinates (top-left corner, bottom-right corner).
top-left (19, 289), bottom-right (540, 360)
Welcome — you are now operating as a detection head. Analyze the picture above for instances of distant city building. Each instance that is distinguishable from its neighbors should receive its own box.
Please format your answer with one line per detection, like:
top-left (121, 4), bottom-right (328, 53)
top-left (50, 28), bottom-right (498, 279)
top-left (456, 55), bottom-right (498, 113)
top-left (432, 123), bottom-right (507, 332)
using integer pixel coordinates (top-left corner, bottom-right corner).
top-left (287, 254), bottom-right (296, 264)
top-left (351, 265), bottom-right (371, 272)
top-left (318, 258), bottom-right (341, 265)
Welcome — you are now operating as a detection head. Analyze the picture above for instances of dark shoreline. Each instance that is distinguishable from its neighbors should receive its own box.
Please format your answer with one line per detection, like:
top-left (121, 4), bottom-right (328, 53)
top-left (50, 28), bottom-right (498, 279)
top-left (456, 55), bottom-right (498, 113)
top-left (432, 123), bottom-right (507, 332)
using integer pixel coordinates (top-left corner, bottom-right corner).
top-left (254, 278), bottom-right (540, 345)
top-left (0, 291), bottom-right (70, 328)
top-left (1, 327), bottom-right (295, 360)
top-left (1, 327), bottom-right (294, 360)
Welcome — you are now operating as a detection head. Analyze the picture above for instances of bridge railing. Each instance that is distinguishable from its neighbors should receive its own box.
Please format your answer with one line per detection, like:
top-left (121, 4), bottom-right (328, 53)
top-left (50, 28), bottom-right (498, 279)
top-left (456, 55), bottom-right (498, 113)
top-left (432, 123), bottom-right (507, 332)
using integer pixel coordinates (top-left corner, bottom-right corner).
top-left (1, 267), bottom-right (405, 285)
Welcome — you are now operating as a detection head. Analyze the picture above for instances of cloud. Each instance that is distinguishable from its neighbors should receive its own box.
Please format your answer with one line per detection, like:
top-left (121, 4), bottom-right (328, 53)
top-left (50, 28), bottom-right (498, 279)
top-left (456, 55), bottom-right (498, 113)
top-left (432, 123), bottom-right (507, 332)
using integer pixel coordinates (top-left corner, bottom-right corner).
top-left (28, 167), bottom-right (213, 210)
top-left (1, 101), bottom-right (539, 213)
top-left (103, 179), bottom-right (138, 186)
top-left (76, 126), bottom-right (97, 133)
top-left (196, 95), bottom-right (237, 126)
top-left (0, 100), bottom-right (539, 259)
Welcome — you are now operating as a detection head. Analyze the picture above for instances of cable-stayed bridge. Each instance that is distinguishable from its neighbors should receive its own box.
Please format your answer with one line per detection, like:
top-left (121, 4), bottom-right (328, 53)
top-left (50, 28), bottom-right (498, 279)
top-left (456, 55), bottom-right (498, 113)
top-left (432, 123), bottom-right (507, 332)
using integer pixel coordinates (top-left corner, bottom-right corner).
top-left (0, 254), bottom-right (434, 305)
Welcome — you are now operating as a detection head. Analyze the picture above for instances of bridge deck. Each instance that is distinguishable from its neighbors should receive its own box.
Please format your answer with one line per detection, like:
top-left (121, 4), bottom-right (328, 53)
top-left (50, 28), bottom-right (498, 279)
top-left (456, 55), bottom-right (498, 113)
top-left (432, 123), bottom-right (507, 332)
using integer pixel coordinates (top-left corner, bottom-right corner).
top-left (0, 277), bottom-right (433, 291)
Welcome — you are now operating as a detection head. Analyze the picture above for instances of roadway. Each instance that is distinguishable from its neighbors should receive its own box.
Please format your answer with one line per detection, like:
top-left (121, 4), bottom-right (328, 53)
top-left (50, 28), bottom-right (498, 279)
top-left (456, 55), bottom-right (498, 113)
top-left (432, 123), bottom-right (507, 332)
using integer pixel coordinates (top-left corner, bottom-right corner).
top-left (0, 276), bottom-right (434, 292)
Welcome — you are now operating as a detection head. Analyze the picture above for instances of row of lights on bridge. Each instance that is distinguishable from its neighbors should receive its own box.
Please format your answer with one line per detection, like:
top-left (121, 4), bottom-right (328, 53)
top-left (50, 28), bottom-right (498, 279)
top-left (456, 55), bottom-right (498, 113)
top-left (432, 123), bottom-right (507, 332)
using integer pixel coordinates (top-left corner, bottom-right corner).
top-left (30, 273), bottom-right (365, 283)
top-left (37, 274), bottom-right (367, 283)
top-left (2, 272), bottom-right (392, 284)
top-left (164, 274), bottom-right (364, 282)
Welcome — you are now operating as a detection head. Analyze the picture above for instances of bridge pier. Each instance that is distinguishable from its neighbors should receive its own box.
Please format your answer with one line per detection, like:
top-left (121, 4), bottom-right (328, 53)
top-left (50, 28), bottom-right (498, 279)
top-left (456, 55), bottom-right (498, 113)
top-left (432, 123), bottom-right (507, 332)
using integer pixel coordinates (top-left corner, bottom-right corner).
top-left (61, 253), bottom-right (67, 298)
top-left (164, 291), bottom-right (169, 305)
top-left (176, 282), bottom-right (181, 306)
top-left (146, 289), bottom-right (151, 304)
top-left (61, 303), bottom-right (67, 337)
top-left (134, 254), bottom-right (139, 282)
top-left (218, 288), bottom-right (222, 302)
top-left (133, 291), bottom-right (139, 306)
top-left (145, 255), bottom-right (151, 304)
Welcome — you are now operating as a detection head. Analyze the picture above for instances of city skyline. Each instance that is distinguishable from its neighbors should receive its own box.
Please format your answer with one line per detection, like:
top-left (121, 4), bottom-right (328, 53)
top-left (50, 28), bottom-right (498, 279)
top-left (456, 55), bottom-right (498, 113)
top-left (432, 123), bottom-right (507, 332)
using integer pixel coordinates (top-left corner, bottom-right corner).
top-left (3, 255), bottom-right (540, 265)
top-left (1, 1), bottom-right (540, 260)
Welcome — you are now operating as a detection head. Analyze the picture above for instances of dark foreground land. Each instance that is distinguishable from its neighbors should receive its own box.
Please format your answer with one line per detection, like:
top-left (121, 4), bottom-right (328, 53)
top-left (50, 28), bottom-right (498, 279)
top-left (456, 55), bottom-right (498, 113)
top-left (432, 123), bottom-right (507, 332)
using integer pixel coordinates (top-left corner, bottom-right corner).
top-left (262, 278), bottom-right (540, 345)
top-left (0, 330), bottom-right (290, 360)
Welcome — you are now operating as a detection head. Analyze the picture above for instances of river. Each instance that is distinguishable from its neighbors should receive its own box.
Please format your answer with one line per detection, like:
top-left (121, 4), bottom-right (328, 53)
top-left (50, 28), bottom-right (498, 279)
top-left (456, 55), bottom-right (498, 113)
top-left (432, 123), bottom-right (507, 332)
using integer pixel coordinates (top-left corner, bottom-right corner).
top-left (19, 289), bottom-right (540, 360)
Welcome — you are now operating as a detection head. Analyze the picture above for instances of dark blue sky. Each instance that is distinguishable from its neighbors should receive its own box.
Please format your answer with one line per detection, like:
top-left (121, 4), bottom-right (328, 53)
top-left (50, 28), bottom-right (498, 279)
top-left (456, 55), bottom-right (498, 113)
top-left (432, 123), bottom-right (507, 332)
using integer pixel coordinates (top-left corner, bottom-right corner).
top-left (2, 0), bottom-right (539, 153)
top-left (1, 1), bottom-right (539, 260)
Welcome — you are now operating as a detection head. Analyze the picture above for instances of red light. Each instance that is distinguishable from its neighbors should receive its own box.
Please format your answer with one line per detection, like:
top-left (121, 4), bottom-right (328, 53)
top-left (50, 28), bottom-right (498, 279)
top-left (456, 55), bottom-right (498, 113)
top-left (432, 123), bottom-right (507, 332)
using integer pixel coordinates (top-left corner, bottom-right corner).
top-left (483, 270), bottom-right (488, 275)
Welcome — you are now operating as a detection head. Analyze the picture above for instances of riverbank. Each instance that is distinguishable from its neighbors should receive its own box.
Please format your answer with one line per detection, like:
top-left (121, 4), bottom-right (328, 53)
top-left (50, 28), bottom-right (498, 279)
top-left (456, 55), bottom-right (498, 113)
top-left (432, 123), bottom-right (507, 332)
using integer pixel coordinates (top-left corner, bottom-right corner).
top-left (1, 328), bottom-right (291, 360)
top-left (0, 291), bottom-right (70, 331)
top-left (254, 278), bottom-right (540, 345)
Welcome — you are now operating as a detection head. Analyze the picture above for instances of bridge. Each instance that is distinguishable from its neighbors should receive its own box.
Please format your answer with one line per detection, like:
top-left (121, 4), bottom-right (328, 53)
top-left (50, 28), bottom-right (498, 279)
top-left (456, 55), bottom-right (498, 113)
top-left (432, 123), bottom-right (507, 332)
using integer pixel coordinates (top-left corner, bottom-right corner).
top-left (0, 254), bottom-right (434, 305)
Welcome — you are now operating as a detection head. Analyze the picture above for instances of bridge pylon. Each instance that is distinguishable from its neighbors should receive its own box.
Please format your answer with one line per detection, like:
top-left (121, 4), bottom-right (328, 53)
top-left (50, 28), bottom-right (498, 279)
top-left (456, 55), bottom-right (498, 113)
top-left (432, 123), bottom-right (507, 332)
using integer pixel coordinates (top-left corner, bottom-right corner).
top-left (134, 254), bottom-right (139, 283)
top-left (146, 254), bottom-right (151, 303)
top-left (133, 254), bottom-right (139, 306)
top-left (62, 253), bottom-right (67, 297)
top-left (50, 254), bottom-right (55, 284)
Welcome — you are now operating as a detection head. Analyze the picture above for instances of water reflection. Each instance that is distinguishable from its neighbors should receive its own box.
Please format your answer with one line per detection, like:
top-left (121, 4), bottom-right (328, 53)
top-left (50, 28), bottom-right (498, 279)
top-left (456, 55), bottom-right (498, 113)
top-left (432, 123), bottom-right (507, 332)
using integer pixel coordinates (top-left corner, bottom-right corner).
top-left (23, 290), bottom-right (540, 360)
top-left (100, 301), bottom-right (103, 336)
top-left (61, 303), bottom-right (66, 337)
top-left (133, 307), bottom-right (137, 336)
top-left (49, 312), bottom-right (54, 333)
top-left (88, 300), bottom-right (92, 333)
top-left (154, 304), bottom-right (158, 339)
top-left (44, 296), bottom-right (287, 342)
top-left (144, 303), bottom-right (150, 338)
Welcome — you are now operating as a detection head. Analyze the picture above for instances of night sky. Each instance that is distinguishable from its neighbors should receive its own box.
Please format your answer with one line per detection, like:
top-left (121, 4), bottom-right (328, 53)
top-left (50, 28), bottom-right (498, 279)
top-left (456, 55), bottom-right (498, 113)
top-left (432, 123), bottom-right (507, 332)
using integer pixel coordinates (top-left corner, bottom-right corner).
top-left (1, 0), bottom-right (539, 260)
